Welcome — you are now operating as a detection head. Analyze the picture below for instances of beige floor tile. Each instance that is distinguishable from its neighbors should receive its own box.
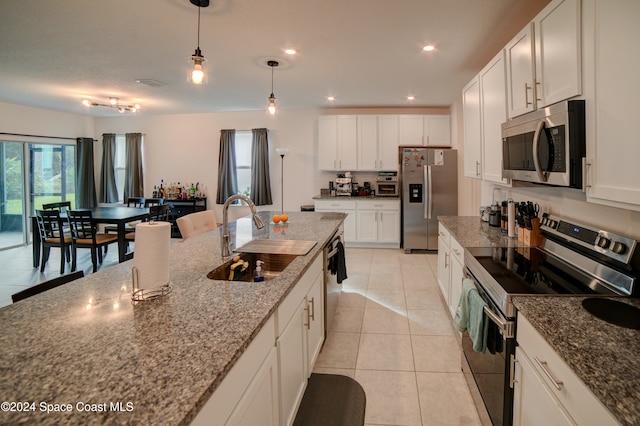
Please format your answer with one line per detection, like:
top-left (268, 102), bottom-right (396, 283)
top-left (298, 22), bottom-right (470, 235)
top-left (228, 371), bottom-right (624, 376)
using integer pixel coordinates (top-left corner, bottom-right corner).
top-left (356, 333), bottom-right (414, 371)
top-left (355, 370), bottom-right (422, 426)
top-left (370, 260), bottom-right (402, 276)
top-left (399, 252), bottom-right (430, 265)
top-left (365, 288), bottom-right (407, 311)
top-left (403, 268), bottom-right (439, 290)
top-left (340, 273), bottom-right (369, 292)
top-left (368, 272), bottom-right (404, 290)
top-left (412, 335), bottom-right (462, 372)
top-left (311, 367), bottom-right (355, 379)
top-left (361, 307), bottom-right (410, 334)
top-left (408, 309), bottom-right (456, 336)
top-left (338, 290), bottom-right (367, 309)
top-left (315, 331), bottom-right (360, 369)
top-left (330, 307), bottom-right (364, 333)
top-left (347, 259), bottom-right (373, 275)
top-left (416, 372), bottom-right (482, 426)
top-left (405, 288), bottom-right (446, 310)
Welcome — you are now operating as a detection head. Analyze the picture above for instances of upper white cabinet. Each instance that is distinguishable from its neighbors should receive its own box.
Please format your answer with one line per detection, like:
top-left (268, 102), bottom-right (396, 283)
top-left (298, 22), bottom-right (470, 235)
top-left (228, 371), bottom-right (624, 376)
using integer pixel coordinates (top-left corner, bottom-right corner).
top-left (318, 115), bottom-right (357, 171)
top-left (479, 51), bottom-right (510, 185)
top-left (357, 115), bottom-right (399, 171)
top-left (399, 115), bottom-right (451, 147)
top-left (462, 77), bottom-right (482, 179)
top-left (505, 0), bottom-right (581, 119)
top-left (583, 0), bottom-right (640, 211)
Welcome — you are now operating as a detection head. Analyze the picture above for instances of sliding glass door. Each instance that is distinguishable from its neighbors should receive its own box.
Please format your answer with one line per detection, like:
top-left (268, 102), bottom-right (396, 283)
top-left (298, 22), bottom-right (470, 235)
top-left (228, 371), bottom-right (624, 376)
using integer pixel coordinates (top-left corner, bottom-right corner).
top-left (29, 144), bottom-right (76, 211)
top-left (0, 141), bottom-right (25, 249)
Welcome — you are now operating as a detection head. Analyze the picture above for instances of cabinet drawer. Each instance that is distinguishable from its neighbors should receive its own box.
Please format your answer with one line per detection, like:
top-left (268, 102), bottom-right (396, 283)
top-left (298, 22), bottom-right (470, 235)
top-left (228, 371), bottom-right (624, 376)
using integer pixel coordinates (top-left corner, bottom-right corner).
top-left (450, 237), bottom-right (464, 264)
top-left (356, 199), bottom-right (400, 211)
top-left (314, 200), bottom-right (357, 211)
top-left (516, 314), bottom-right (619, 426)
top-left (438, 222), bottom-right (451, 247)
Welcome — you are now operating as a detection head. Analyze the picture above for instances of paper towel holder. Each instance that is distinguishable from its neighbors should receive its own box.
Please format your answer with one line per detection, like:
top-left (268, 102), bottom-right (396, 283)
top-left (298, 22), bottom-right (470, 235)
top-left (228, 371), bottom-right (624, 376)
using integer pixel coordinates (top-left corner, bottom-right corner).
top-left (131, 266), bottom-right (172, 302)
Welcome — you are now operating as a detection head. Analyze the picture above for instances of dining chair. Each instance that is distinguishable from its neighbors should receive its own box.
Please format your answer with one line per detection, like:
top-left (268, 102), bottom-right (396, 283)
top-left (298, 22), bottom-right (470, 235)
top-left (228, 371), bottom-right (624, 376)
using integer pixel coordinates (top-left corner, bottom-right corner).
top-left (11, 271), bottom-right (84, 303)
top-left (35, 209), bottom-right (73, 273)
top-left (42, 201), bottom-right (72, 212)
top-left (176, 210), bottom-right (219, 240)
top-left (144, 198), bottom-right (164, 207)
top-left (67, 210), bottom-right (119, 272)
top-left (125, 204), bottom-right (170, 242)
top-left (105, 197), bottom-right (147, 236)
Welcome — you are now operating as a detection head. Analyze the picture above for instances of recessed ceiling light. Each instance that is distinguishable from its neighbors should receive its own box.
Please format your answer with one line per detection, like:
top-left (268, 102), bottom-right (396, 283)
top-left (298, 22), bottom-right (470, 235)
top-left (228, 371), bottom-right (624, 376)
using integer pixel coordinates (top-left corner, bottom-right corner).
top-left (423, 45), bottom-right (435, 52)
top-left (284, 48), bottom-right (297, 55)
top-left (407, 96), bottom-right (416, 101)
top-left (326, 96), bottom-right (336, 101)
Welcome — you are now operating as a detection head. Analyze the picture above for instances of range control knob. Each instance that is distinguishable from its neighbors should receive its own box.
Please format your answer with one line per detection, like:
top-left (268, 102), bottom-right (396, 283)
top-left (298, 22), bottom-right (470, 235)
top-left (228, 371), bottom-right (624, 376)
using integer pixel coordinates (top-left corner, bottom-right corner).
top-left (541, 217), bottom-right (549, 226)
top-left (596, 237), bottom-right (611, 249)
top-left (549, 220), bottom-right (558, 228)
top-left (611, 241), bottom-right (627, 255)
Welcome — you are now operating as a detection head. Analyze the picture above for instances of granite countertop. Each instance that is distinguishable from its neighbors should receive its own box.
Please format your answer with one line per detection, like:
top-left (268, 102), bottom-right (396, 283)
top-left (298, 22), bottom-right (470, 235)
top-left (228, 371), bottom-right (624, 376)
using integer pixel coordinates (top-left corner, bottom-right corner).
top-left (0, 211), bottom-right (346, 425)
top-left (313, 194), bottom-right (399, 200)
top-left (513, 296), bottom-right (640, 426)
top-left (437, 216), bottom-right (639, 425)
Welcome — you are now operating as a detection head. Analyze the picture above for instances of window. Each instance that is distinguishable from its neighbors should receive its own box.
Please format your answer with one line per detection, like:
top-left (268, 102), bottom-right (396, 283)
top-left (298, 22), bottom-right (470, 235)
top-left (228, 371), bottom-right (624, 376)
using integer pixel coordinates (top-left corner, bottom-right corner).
top-left (235, 131), bottom-right (252, 197)
top-left (115, 135), bottom-right (126, 202)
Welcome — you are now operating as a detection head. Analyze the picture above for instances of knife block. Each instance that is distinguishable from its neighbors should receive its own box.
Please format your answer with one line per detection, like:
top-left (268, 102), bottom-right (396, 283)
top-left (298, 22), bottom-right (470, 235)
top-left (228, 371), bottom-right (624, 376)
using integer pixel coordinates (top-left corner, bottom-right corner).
top-left (518, 218), bottom-right (543, 247)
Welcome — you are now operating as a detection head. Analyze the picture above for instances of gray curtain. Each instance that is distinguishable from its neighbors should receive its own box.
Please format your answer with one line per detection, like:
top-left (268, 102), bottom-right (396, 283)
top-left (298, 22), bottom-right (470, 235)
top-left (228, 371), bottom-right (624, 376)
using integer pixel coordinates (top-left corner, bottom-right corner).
top-left (216, 129), bottom-right (238, 204)
top-left (98, 133), bottom-right (119, 203)
top-left (250, 128), bottom-right (273, 206)
top-left (124, 133), bottom-right (144, 200)
top-left (75, 137), bottom-right (97, 208)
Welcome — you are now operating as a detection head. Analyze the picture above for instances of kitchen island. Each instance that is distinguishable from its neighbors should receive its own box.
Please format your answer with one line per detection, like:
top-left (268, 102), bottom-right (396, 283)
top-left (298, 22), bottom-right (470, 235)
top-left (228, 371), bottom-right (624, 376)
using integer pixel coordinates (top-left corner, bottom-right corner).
top-left (0, 211), bottom-right (346, 425)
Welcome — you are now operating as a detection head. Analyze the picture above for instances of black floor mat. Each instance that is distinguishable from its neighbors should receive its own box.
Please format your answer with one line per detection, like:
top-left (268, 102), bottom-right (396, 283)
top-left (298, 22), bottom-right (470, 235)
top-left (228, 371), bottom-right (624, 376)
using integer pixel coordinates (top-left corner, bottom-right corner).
top-left (293, 373), bottom-right (366, 426)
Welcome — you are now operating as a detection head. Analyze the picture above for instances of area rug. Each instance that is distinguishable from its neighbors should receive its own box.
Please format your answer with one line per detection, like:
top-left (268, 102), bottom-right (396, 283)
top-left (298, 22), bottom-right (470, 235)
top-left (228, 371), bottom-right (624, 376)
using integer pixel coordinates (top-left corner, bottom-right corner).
top-left (293, 373), bottom-right (366, 426)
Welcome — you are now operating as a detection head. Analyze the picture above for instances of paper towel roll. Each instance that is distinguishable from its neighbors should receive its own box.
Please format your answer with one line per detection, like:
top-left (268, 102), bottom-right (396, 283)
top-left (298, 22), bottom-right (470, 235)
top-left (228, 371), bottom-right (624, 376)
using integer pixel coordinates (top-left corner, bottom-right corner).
top-left (508, 201), bottom-right (516, 238)
top-left (133, 221), bottom-right (171, 291)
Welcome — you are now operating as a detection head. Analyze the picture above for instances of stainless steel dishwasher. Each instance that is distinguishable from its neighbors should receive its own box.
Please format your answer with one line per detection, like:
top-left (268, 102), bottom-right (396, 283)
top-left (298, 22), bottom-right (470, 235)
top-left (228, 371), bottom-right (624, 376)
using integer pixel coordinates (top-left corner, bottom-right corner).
top-left (323, 225), bottom-right (344, 335)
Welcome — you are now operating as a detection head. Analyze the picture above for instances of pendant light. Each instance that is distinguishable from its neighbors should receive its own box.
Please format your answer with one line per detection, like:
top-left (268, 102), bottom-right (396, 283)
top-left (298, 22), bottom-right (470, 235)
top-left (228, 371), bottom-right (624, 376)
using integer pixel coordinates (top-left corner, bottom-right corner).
top-left (267, 60), bottom-right (279, 115)
top-left (189, 0), bottom-right (209, 85)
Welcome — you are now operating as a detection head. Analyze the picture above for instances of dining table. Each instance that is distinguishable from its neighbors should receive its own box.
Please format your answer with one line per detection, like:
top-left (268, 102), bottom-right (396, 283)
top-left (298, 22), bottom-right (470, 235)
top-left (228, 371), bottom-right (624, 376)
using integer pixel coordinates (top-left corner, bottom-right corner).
top-left (32, 206), bottom-right (150, 268)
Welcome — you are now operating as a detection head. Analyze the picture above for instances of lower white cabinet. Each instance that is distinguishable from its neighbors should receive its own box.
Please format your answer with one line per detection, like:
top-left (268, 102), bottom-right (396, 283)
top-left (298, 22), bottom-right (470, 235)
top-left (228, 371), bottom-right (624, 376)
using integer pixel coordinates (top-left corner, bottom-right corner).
top-left (314, 199), bottom-right (356, 243)
top-left (448, 239), bottom-right (464, 318)
top-left (437, 225), bottom-right (451, 303)
top-left (513, 313), bottom-right (619, 426)
top-left (437, 222), bottom-right (464, 318)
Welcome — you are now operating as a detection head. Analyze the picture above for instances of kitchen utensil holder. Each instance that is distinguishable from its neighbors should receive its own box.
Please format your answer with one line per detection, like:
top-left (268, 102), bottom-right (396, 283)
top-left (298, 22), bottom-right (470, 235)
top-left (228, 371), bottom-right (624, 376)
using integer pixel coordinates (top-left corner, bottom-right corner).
top-left (131, 266), bottom-right (172, 302)
top-left (518, 218), bottom-right (543, 247)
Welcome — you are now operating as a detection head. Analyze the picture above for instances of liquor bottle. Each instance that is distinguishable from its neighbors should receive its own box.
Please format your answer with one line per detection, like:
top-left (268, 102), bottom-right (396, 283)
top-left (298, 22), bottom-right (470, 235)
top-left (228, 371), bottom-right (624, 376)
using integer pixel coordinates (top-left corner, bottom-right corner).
top-left (152, 185), bottom-right (158, 198)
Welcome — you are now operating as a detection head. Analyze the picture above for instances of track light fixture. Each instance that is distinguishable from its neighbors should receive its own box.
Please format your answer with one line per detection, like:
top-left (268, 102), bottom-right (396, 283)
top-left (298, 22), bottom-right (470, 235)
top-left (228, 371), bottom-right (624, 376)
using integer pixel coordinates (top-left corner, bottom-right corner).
top-left (82, 97), bottom-right (140, 113)
top-left (267, 60), bottom-right (279, 115)
top-left (189, 0), bottom-right (209, 85)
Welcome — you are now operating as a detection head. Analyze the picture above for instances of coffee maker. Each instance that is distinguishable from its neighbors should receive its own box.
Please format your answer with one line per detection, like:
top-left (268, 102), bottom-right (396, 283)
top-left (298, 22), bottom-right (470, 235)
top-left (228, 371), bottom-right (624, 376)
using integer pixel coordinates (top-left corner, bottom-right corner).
top-left (335, 172), bottom-right (353, 196)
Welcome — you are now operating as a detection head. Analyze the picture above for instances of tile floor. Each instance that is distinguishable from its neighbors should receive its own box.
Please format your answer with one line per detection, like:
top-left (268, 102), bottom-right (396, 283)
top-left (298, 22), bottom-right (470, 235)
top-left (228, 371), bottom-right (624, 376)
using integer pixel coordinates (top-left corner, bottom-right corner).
top-left (313, 248), bottom-right (481, 426)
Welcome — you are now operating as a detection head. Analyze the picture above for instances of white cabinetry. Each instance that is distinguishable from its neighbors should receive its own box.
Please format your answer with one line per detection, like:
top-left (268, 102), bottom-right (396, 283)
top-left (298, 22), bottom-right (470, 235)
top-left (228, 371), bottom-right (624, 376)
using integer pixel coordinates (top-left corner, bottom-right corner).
top-left (505, 0), bottom-right (581, 118)
top-left (399, 115), bottom-right (451, 147)
top-left (357, 115), bottom-right (399, 171)
top-left (583, 0), bottom-right (640, 211)
top-left (513, 313), bottom-right (619, 426)
top-left (437, 222), bottom-right (464, 318)
top-left (355, 200), bottom-right (400, 245)
top-left (318, 116), bottom-right (357, 171)
top-left (314, 199), bottom-right (356, 243)
top-left (462, 77), bottom-right (482, 179)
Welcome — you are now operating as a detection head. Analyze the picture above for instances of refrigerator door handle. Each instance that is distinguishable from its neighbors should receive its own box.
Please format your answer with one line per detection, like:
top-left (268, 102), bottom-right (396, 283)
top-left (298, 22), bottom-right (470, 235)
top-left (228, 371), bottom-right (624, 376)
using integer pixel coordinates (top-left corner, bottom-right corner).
top-left (423, 165), bottom-right (429, 219)
top-left (427, 165), bottom-right (433, 219)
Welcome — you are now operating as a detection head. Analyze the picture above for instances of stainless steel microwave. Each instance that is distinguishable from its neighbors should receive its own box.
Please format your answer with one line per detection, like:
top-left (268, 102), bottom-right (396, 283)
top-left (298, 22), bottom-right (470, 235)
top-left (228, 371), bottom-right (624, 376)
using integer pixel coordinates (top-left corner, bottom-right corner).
top-left (501, 100), bottom-right (585, 188)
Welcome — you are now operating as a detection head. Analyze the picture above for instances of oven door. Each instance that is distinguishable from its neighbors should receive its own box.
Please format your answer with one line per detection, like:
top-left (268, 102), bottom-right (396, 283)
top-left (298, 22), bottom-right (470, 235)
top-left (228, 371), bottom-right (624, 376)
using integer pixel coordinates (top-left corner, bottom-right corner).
top-left (376, 181), bottom-right (398, 196)
top-left (461, 270), bottom-right (516, 426)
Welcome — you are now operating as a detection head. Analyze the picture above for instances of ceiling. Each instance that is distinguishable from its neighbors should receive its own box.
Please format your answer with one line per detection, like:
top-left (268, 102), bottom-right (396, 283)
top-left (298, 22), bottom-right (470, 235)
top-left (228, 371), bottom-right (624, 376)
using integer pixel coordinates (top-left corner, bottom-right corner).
top-left (0, 0), bottom-right (548, 117)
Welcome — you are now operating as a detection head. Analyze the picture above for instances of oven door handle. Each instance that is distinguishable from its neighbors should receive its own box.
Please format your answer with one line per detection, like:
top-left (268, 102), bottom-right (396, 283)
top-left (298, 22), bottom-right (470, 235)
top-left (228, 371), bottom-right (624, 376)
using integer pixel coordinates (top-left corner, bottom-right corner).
top-left (483, 305), bottom-right (515, 338)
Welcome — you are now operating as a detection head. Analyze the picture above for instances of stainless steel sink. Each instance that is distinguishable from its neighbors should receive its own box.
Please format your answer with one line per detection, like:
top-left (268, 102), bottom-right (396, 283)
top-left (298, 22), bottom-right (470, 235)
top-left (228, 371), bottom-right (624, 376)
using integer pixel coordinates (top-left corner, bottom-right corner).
top-left (207, 252), bottom-right (298, 282)
top-left (235, 239), bottom-right (317, 256)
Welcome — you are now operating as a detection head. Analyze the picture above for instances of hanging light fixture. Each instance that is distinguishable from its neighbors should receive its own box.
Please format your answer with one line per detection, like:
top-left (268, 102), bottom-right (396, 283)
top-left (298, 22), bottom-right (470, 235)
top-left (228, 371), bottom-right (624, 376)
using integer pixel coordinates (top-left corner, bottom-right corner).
top-left (189, 0), bottom-right (209, 85)
top-left (267, 60), bottom-right (279, 115)
top-left (82, 97), bottom-right (140, 113)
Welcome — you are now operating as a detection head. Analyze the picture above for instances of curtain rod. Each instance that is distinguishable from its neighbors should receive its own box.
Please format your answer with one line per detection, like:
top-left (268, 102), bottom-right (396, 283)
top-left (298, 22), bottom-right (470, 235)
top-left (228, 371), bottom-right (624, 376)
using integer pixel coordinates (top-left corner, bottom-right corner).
top-left (0, 132), bottom-right (97, 142)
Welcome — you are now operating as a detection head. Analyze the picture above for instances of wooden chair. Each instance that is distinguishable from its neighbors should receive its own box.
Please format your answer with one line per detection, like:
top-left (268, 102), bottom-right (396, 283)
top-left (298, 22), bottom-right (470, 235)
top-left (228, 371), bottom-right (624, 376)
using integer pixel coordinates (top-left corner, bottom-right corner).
top-left (144, 198), bottom-right (164, 207)
top-left (35, 209), bottom-right (73, 274)
top-left (105, 197), bottom-right (146, 235)
top-left (67, 210), bottom-right (119, 272)
top-left (11, 271), bottom-right (84, 303)
top-left (176, 210), bottom-right (219, 240)
top-left (125, 204), bottom-right (170, 242)
top-left (42, 201), bottom-right (72, 212)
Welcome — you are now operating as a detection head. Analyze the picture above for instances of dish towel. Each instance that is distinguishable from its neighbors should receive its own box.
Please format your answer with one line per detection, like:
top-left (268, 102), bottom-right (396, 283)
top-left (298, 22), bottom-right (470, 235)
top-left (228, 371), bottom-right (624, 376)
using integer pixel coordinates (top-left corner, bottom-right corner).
top-left (454, 278), bottom-right (489, 353)
top-left (334, 241), bottom-right (348, 284)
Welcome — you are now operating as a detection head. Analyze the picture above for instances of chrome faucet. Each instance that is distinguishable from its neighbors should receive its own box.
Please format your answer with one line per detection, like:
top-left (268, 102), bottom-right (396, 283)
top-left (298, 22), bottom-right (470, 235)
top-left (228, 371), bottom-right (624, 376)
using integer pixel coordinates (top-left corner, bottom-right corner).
top-left (221, 194), bottom-right (265, 257)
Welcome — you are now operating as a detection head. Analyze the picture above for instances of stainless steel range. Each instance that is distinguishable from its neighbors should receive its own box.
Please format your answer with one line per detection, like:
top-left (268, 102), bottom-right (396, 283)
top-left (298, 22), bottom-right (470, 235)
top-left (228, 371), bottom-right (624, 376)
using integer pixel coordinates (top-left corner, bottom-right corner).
top-left (462, 213), bottom-right (639, 426)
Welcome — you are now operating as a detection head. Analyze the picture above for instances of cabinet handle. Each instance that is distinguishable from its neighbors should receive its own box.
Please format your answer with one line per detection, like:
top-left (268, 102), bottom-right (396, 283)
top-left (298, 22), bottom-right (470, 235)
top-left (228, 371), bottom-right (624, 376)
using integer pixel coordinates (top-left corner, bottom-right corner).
top-left (452, 248), bottom-right (461, 257)
top-left (309, 297), bottom-right (315, 321)
top-left (445, 252), bottom-right (449, 268)
top-left (534, 79), bottom-right (541, 102)
top-left (534, 357), bottom-right (564, 390)
top-left (525, 83), bottom-right (533, 106)
top-left (304, 305), bottom-right (311, 330)
top-left (438, 231), bottom-right (445, 237)
top-left (583, 158), bottom-right (591, 193)
top-left (475, 161), bottom-right (480, 177)
top-left (510, 354), bottom-right (518, 388)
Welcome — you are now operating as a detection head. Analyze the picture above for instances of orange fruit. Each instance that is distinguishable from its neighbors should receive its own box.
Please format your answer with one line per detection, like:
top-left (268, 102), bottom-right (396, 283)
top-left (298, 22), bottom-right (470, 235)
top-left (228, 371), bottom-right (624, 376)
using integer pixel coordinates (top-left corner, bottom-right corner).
top-left (272, 214), bottom-right (281, 223)
top-left (280, 214), bottom-right (289, 222)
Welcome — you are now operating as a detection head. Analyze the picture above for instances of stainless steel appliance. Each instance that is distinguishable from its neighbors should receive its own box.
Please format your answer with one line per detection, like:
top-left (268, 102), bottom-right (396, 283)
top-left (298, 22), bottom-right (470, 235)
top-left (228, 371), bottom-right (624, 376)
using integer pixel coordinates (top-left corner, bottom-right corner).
top-left (323, 226), bottom-right (344, 335)
top-left (463, 213), bottom-right (639, 425)
top-left (501, 100), bottom-right (585, 188)
top-left (334, 175), bottom-right (353, 196)
top-left (375, 171), bottom-right (399, 197)
top-left (401, 147), bottom-right (457, 252)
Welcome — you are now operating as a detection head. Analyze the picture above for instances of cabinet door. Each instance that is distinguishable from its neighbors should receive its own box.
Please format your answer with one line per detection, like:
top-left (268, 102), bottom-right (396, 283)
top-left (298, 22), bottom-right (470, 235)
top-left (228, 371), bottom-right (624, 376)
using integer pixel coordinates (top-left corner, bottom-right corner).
top-left (378, 210), bottom-right (400, 244)
top-left (356, 210), bottom-right (378, 243)
top-left (506, 24), bottom-right (535, 118)
top-left (513, 348), bottom-right (574, 426)
top-left (448, 253), bottom-right (464, 318)
top-left (398, 115), bottom-right (425, 145)
top-left (378, 116), bottom-right (399, 170)
top-left (424, 116), bottom-right (451, 147)
top-left (306, 273), bottom-right (325, 370)
top-left (318, 116), bottom-right (338, 170)
top-left (534, 0), bottom-right (581, 108)
top-left (462, 77), bottom-right (482, 179)
top-left (343, 210), bottom-right (356, 243)
top-left (337, 116), bottom-right (357, 170)
top-left (480, 51), bottom-right (510, 185)
top-left (585, 0), bottom-right (640, 210)
top-left (277, 297), bottom-right (308, 426)
top-left (437, 236), bottom-right (451, 305)
top-left (357, 115), bottom-right (378, 171)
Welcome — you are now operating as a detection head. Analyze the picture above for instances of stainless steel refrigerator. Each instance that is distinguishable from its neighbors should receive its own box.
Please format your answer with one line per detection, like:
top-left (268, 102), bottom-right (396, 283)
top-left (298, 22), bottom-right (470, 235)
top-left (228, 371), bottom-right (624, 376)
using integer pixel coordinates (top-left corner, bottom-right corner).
top-left (401, 147), bottom-right (458, 252)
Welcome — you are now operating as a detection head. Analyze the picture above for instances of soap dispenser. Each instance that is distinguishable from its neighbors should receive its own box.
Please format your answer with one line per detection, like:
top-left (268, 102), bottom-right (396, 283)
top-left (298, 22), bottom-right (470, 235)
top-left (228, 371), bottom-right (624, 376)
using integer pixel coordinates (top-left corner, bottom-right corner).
top-left (254, 260), bottom-right (265, 282)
